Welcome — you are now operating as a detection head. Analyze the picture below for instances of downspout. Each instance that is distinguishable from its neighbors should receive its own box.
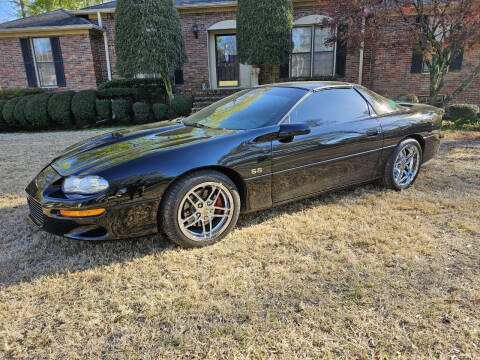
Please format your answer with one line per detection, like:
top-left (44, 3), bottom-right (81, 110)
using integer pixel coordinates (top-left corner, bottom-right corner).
top-left (97, 11), bottom-right (112, 81)
top-left (358, 16), bottom-right (366, 85)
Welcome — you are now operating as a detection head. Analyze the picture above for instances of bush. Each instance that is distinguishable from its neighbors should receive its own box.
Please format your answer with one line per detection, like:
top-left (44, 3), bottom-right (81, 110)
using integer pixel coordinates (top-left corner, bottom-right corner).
top-left (14, 95), bottom-right (33, 127)
top-left (98, 78), bottom-right (165, 90)
top-left (171, 96), bottom-right (193, 117)
top-left (112, 99), bottom-right (132, 124)
top-left (395, 94), bottom-right (419, 103)
top-left (132, 102), bottom-right (151, 124)
top-left (97, 87), bottom-right (147, 102)
top-left (71, 90), bottom-right (97, 127)
top-left (0, 88), bottom-right (44, 100)
top-left (153, 103), bottom-right (168, 121)
top-left (2, 97), bottom-right (21, 126)
top-left (96, 99), bottom-right (112, 121)
top-left (25, 93), bottom-right (52, 128)
top-left (0, 99), bottom-right (7, 128)
top-left (48, 91), bottom-right (75, 128)
top-left (447, 104), bottom-right (479, 126)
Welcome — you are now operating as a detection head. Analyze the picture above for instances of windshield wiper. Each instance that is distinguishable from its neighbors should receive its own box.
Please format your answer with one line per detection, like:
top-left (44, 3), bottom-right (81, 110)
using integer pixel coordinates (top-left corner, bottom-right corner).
top-left (186, 122), bottom-right (209, 129)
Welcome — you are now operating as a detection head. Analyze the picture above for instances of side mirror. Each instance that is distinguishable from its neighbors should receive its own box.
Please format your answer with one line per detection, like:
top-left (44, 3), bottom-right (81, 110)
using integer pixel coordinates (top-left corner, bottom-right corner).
top-left (278, 123), bottom-right (311, 139)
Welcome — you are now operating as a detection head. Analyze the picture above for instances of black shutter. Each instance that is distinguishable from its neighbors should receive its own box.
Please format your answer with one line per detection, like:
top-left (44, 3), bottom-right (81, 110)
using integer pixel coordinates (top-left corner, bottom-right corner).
top-left (50, 37), bottom-right (66, 87)
top-left (411, 51), bottom-right (423, 73)
top-left (450, 49), bottom-right (464, 71)
top-left (279, 62), bottom-right (289, 78)
top-left (19, 38), bottom-right (37, 87)
top-left (174, 69), bottom-right (184, 85)
top-left (335, 25), bottom-right (347, 78)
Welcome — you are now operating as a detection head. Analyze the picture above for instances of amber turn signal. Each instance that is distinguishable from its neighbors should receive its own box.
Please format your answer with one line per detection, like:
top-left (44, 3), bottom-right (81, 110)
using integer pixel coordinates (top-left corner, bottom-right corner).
top-left (60, 209), bottom-right (106, 217)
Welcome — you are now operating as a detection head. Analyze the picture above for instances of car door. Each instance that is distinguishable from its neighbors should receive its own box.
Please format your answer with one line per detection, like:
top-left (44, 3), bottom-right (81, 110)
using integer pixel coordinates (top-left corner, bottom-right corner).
top-left (271, 87), bottom-right (384, 203)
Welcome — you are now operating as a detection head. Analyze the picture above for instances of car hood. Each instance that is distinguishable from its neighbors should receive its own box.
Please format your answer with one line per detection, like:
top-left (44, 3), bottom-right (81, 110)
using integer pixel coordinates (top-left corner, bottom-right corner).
top-left (51, 121), bottom-right (237, 176)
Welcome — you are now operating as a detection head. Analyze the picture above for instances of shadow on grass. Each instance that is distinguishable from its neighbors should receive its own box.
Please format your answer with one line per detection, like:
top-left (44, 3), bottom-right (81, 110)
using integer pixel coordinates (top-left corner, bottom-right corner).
top-left (0, 183), bottom-right (385, 288)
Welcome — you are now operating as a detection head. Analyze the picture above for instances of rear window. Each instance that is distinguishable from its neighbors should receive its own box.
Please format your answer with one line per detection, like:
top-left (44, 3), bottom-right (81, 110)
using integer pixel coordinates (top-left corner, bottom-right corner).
top-left (356, 86), bottom-right (403, 115)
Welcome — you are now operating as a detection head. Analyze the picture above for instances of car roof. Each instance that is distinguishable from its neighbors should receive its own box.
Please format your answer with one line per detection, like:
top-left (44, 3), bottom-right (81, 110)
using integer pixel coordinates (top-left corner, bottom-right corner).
top-left (267, 81), bottom-right (354, 91)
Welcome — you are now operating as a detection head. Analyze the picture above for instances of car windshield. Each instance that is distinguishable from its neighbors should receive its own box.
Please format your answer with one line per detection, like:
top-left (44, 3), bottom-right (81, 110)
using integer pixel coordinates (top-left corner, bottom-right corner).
top-left (183, 87), bottom-right (307, 130)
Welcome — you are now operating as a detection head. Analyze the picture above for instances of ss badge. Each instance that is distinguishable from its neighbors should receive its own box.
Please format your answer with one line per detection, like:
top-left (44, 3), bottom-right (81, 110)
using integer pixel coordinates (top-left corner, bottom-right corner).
top-left (251, 168), bottom-right (263, 175)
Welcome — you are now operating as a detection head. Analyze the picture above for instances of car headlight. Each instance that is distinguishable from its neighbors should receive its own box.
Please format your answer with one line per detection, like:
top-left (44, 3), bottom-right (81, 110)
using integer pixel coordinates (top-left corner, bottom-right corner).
top-left (62, 176), bottom-right (109, 195)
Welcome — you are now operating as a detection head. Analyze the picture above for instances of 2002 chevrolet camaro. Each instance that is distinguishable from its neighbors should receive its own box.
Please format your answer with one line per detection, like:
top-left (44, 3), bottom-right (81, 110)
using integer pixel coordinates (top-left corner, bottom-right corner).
top-left (26, 82), bottom-right (443, 248)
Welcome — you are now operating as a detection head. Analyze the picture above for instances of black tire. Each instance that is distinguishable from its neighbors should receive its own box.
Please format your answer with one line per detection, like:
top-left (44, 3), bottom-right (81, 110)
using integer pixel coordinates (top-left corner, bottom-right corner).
top-left (160, 170), bottom-right (241, 248)
top-left (383, 138), bottom-right (423, 191)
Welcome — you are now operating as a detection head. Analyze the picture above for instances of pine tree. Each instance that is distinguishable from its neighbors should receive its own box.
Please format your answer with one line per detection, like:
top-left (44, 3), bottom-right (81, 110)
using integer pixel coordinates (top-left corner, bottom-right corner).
top-left (115, 0), bottom-right (187, 102)
top-left (237, 0), bottom-right (294, 83)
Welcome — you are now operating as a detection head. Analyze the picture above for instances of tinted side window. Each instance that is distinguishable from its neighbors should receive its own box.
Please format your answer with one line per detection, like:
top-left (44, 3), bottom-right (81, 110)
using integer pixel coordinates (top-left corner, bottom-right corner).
top-left (289, 88), bottom-right (370, 127)
top-left (355, 86), bottom-right (402, 115)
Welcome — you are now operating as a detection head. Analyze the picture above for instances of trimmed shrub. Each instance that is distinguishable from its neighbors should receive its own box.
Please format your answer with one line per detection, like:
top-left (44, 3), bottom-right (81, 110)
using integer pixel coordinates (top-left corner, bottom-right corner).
top-left (171, 96), bottom-right (193, 117)
top-left (96, 99), bottom-right (112, 121)
top-left (395, 94), bottom-right (419, 103)
top-left (48, 91), bottom-right (75, 128)
top-left (14, 95), bottom-right (33, 127)
top-left (25, 93), bottom-right (52, 128)
top-left (153, 103), bottom-right (168, 121)
top-left (447, 104), bottom-right (479, 126)
top-left (97, 87), bottom-right (147, 102)
top-left (112, 99), bottom-right (132, 124)
top-left (0, 88), bottom-right (44, 100)
top-left (98, 78), bottom-right (165, 90)
top-left (2, 97), bottom-right (21, 126)
top-left (132, 102), bottom-right (151, 124)
top-left (71, 90), bottom-right (97, 127)
top-left (0, 99), bottom-right (7, 128)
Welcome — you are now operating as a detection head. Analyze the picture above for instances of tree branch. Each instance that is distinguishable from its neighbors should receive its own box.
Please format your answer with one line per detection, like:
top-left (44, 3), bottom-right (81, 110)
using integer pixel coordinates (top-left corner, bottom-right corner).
top-left (444, 61), bottom-right (480, 104)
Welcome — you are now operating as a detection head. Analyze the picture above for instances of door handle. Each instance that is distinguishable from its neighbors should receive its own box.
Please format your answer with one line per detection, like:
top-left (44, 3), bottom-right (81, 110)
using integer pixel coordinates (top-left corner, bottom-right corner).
top-left (366, 129), bottom-right (379, 137)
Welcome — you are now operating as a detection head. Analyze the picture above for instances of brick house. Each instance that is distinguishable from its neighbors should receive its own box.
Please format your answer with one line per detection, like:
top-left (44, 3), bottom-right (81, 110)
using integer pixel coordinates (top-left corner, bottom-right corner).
top-left (0, 0), bottom-right (479, 105)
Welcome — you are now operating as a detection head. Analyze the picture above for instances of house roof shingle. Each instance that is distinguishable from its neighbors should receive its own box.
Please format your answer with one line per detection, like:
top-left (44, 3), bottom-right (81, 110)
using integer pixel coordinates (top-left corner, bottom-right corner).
top-left (0, 9), bottom-right (95, 30)
top-left (78, 0), bottom-right (236, 12)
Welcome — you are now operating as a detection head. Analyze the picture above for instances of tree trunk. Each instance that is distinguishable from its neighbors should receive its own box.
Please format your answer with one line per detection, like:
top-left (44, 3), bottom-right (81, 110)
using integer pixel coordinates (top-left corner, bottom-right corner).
top-left (270, 65), bottom-right (276, 84)
top-left (161, 73), bottom-right (174, 104)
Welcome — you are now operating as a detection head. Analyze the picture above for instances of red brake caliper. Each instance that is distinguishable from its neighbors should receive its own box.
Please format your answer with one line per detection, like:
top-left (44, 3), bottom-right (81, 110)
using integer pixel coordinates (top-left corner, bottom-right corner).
top-left (215, 195), bottom-right (223, 214)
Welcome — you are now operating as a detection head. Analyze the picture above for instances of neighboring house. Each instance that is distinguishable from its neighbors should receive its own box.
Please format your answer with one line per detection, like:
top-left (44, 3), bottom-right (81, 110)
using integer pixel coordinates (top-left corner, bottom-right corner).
top-left (0, 0), bottom-right (479, 105)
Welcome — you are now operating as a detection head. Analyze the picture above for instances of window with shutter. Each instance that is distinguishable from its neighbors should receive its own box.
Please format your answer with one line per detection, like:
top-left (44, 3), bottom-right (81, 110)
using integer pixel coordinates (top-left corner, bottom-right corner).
top-left (19, 38), bottom-right (37, 87)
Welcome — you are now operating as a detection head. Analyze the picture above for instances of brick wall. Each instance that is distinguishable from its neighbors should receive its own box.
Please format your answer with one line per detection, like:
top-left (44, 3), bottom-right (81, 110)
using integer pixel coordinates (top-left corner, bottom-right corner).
top-left (371, 41), bottom-right (480, 105)
top-left (0, 38), bottom-right (28, 89)
top-left (59, 34), bottom-right (98, 90)
top-left (88, 13), bottom-right (117, 79)
top-left (89, 31), bottom-right (108, 85)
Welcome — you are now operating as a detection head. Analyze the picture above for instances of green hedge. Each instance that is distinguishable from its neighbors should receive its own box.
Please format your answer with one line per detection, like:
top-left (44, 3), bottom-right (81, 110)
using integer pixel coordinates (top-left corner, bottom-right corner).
top-left (171, 96), bottom-right (193, 117)
top-left (112, 99), bottom-right (132, 124)
top-left (153, 103), bottom-right (168, 121)
top-left (97, 87), bottom-right (147, 102)
top-left (0, 88), bottom-right (44, 100)
top-left (14, 95), bottom-right (32, 127)
top-left (132, 102), bottom-right (151, 124)
top-left (25, 93), bottom-right (52, 128)
top-left (447, 104), bottom-right (479, 126)
top-left (71, 90), bottom-right (97, 127)
top-left (98, 78), bottom-right (165, 90)
top-left (0, 99), bottom-right (7, 128)
top-left (96, 99), bottom-right (112, 121)
top-left (48, 91), bottom-right (75, 128)
top-left (2, 98), bottom-right (21, 126)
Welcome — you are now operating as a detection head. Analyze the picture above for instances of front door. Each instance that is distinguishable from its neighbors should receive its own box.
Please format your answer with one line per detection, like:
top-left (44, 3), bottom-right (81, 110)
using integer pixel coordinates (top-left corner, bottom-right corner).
top-left (271, 88), bottom-right (384, 203)
top-left (215, 34), bottom-right (239, 87)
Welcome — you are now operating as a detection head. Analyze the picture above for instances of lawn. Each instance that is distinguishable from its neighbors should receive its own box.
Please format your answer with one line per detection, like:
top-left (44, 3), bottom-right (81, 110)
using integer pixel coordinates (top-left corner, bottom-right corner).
top-left (0, 130), bottom-right (479, 359)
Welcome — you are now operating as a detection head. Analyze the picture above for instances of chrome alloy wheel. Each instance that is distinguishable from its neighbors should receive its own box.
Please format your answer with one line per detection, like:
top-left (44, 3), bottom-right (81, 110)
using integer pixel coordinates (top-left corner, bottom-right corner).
top-left (393, 144), bottom-right (420, 187)
top-left (177, 182), bottom-right (234, 241)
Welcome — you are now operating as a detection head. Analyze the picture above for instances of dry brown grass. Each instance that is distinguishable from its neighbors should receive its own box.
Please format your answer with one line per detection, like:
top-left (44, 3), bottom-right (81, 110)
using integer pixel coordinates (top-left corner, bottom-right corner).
top-left (0, 129), bottom-right (479, 359)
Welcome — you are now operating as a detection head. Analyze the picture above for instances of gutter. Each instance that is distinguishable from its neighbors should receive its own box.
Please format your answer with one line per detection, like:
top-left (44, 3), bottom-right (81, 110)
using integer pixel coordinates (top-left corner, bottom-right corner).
top-left (97, 11), bottom-right (112, 81)
top-left (358, 17), bottom-right (366, 85)
top-left (0, 24), bottom-right (104, 35)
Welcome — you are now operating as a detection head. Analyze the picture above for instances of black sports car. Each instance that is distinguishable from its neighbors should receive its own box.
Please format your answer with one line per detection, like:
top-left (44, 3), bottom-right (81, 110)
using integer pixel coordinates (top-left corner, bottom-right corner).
top-left (26, 82), bottom-right (443, 248)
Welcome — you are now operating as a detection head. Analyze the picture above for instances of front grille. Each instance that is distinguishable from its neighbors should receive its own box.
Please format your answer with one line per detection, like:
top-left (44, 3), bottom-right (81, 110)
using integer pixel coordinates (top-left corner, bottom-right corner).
top-left (27, 197), bottom-right (44, 226)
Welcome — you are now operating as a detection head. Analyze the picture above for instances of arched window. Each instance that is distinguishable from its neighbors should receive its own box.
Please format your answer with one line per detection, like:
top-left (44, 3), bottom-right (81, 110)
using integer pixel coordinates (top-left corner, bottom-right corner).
top-left (291, 15), bottom-right (336, 78)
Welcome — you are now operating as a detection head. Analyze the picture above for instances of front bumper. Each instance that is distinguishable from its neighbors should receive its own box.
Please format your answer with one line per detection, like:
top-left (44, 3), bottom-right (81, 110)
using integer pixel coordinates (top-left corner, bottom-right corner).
top-left (27, 197), bottom-right (160, 241)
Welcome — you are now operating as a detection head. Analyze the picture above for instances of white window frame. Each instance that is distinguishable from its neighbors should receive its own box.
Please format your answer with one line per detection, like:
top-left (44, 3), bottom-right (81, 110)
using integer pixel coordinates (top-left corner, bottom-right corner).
top-left (291, 25), bottom-right (337, 78)
top-left (30, 37), bottom-right (58, 88)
